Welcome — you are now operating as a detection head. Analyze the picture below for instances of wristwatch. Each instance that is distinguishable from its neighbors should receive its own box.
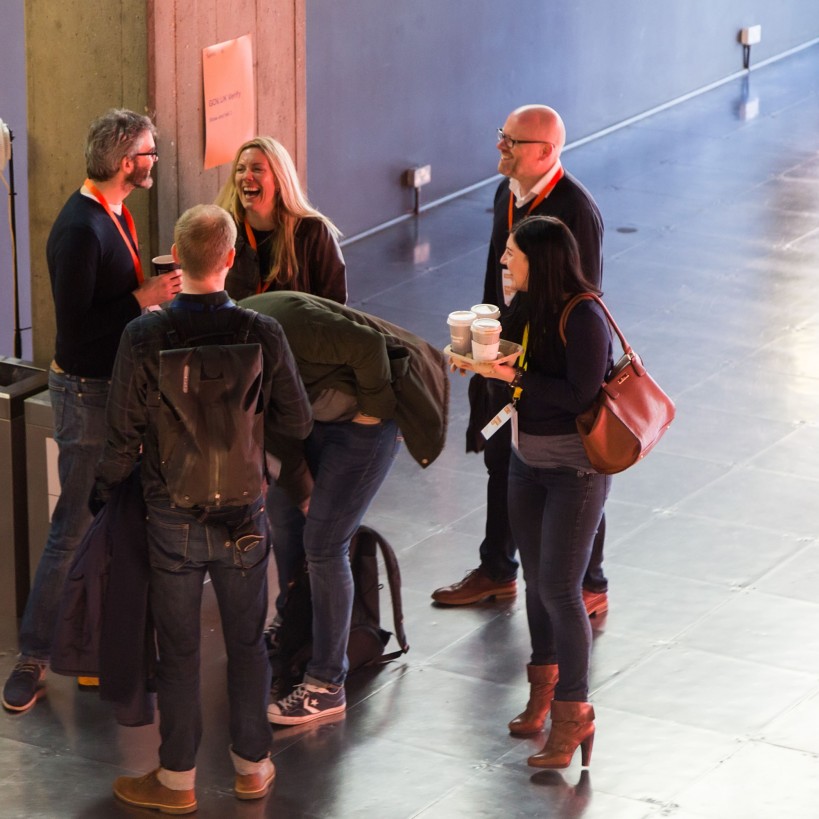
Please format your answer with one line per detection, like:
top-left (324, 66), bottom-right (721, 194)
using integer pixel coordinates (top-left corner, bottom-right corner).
top-left (510, 368), bottom-right (525, 390)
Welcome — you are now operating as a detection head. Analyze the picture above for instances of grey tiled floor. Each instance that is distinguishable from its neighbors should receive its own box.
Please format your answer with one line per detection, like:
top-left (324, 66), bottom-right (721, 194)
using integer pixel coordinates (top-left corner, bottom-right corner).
top-left (2, 45), bottom-right (818, 818)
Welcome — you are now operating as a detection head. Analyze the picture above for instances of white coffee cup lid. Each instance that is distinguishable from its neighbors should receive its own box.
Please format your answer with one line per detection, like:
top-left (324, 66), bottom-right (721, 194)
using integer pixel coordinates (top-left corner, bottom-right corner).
top-left (470, 303), bottom-right (500, 317)
top-left (447, 310), bottom-right (477, 326)
top-left (471, 317), bottom-right (501, 331)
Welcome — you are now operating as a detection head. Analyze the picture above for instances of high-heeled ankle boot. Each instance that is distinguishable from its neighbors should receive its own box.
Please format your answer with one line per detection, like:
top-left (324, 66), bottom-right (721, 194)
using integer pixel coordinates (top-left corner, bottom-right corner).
top-left (527, 700), bottom-right (595, 769)
top-left (508, 663), bottom-right (559, 735)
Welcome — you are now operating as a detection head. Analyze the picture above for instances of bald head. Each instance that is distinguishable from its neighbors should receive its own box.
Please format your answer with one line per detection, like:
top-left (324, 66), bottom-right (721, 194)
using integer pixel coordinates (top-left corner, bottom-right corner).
top-left (511, 105), bottom-right (566, 155)
top-left (497, 105), bottom-right (566, 193)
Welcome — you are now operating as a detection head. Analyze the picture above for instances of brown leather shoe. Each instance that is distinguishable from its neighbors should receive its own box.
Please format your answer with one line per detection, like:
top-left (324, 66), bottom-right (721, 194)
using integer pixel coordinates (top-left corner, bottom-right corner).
top-left (113, 770), bottom-right (197, 815)
top-left (431, 567), bottom-right (517, 605)
top-left (235, 761), bottom-right (276, 800)
top-left (582, 589), bottom-right (608, 618)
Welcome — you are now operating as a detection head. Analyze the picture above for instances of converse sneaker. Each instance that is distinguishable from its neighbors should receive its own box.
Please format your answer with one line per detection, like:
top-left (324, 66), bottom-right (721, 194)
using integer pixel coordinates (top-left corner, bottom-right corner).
top-left (267, 678), bottom-right (346, 725)
top-left (2, 660), bottom-right (47, 713)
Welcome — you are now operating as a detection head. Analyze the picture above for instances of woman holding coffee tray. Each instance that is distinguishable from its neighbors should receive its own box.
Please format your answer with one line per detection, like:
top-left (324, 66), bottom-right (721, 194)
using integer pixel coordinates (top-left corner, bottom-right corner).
top-left (216, 136), bottom-right (347, 304)
top-left (478, 215), bottom-right (612, 769)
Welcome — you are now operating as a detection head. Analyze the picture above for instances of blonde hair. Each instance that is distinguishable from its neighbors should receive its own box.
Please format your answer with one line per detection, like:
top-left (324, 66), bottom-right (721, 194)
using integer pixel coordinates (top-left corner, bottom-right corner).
top-left (174, 204), bottom-right (237, 279)
top-left (215, 136), bottom-right (340, 287)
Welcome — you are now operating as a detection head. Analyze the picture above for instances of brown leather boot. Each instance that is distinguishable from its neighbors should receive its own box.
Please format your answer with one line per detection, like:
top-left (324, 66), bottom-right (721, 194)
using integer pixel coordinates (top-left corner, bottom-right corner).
top-left (508, 664), bottom-right (559, 735)
top-left (528, 700), bottom-right (595, 769)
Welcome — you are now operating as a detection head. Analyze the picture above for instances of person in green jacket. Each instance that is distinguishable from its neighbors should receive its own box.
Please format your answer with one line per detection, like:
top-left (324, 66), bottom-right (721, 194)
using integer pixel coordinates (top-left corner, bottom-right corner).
top-left (241, 292), bottom-right (449, 725)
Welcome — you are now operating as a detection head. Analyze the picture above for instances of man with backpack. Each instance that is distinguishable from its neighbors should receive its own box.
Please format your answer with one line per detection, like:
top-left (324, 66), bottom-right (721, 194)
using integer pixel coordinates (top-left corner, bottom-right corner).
top-left (240, 291), bottom-right (449, 726)
top-left (94, 205), bottom-right (313, 814)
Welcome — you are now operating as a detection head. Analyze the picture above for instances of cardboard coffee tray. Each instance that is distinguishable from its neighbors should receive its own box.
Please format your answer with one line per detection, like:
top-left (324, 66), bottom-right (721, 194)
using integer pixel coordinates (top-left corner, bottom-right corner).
top-left (444, 339), bottom-right (523, 373)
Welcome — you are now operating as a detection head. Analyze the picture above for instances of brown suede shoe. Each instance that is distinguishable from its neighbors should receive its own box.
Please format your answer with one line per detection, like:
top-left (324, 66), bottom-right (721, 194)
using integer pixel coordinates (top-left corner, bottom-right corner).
top-left (235, 766), bottom-right (276, 800)
top-left (113, 770), bottom-right (197, 815)
top-left (431, 567), bottom-right (517, 605)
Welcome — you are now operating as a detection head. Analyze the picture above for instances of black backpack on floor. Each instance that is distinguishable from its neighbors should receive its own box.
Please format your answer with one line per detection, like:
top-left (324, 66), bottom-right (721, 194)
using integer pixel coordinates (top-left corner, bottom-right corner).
top-left (271, 525), bottom-right (409, 688)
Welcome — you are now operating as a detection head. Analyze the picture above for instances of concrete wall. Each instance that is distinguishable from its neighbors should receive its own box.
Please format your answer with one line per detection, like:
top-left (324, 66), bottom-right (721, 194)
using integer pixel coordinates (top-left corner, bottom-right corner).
top-left (25, 0), bottom-right (150, 368)
top-left (306, 0), bottom-right (819, 238)
top-left (147, 0), bottom-right (306, 255)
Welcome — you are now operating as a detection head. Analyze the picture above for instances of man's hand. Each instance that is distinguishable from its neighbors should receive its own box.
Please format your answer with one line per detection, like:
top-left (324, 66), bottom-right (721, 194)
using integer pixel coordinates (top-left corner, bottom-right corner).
top-left (133, 271), bottom-right (182, 309)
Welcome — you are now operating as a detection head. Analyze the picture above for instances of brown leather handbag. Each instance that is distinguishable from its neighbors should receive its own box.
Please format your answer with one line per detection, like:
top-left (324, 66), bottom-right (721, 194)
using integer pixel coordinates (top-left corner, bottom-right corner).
top-left (560, 293), bottom-right (675, 474)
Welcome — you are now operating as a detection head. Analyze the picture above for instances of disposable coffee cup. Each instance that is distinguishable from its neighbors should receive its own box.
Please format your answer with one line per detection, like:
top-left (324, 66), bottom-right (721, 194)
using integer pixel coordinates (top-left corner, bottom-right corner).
top-left (470, 303), bottom-right (501, 321)
top-left (447, 310), bottom-right (477, 355)
top-left (152, 254), bottom-right (180, 275)
top-left (471, 317), bottom-right (502, 362)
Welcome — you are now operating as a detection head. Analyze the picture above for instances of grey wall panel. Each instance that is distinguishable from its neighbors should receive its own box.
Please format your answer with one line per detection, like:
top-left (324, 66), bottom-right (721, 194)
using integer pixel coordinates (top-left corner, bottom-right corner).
top-left (0, 0), bottom-right (32, 360)
top-left (306, 0), bottom-right (819, 238)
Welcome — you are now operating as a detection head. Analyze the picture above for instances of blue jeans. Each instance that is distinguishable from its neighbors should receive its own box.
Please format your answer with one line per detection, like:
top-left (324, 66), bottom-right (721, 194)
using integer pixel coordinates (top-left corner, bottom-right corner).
top-left (480, 420), bottom-right (608, 590)
top-left (508, 452), bottom-right (610, 702)
top-left (146, 497), bottom-right (272, 772)
top-left (269, 419), bottom-right (400, 686)
top-left (19, 369), bottom-right (109, 662)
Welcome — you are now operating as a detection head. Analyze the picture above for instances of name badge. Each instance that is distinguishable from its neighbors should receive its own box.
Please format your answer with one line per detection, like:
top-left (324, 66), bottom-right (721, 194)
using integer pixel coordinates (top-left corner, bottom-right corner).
top-left (481, 403), bottom-right (514, 440)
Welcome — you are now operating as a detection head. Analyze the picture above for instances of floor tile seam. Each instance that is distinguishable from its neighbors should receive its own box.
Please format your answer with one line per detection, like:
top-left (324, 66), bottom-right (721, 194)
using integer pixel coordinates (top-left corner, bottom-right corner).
top-left (659, 635), bottom-right (819, 681)
top-left (672, 396), bottom-right (819, 428)
top-left (625, 505), bottom-right (818, 546)
top-left (589, 592), bottom-right (789, 693)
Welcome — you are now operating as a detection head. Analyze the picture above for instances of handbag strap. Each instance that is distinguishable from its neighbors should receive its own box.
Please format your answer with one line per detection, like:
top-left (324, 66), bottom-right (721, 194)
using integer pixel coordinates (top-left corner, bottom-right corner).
top-left (558, 292), bottom-right (632, 358)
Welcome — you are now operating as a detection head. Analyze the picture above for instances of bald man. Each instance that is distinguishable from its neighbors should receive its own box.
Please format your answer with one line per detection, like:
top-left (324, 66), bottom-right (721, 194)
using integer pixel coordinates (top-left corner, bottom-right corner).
top-left (431, 105), bottom-right (609, 616)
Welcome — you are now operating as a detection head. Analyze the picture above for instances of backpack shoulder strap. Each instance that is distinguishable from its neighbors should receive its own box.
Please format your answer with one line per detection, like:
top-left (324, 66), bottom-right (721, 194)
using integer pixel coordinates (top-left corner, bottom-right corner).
top-left (233, 306), bottom-right (259, 343)
top-left (156, 308), bottom-right (183, 348)
top-left (356, 525), bottom-right (409, 659)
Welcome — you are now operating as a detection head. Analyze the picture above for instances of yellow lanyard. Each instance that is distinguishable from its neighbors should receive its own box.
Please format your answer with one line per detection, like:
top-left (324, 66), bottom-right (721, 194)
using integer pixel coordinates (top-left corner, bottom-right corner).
top-left (512, 323), bottom-right (529, 402)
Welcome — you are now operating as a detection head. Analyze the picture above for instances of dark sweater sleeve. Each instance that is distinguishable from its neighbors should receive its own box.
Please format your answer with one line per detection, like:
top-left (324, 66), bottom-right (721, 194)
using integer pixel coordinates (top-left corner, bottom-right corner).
top-left (519, 305), bottom-right (611, 417)
top-left (298, 219), bottom-right (348, 304)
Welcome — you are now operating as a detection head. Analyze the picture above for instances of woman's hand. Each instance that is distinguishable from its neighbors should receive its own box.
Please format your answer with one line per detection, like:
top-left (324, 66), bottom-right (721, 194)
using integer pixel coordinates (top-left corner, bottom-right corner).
top-left (488, 362), bottom-right (517, 383)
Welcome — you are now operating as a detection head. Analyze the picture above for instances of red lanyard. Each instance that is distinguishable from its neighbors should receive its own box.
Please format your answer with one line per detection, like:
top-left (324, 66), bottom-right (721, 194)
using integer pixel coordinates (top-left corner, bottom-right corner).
top-left (84, 179), bottom-right (143, 283)
top-left (243, 221), bottom-right (273, 295)
top-left (507, 166), bottom-right (565, 231)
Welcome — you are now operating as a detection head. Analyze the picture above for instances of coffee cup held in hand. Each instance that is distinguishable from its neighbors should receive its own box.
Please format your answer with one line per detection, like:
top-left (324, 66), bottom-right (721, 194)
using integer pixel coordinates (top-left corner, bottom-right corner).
top-left (152, 254), bottom-right (181, 276)
top-left (471, 317), bottom-right (502, 362)
top-left (447, 310), bottom-right (477, 355)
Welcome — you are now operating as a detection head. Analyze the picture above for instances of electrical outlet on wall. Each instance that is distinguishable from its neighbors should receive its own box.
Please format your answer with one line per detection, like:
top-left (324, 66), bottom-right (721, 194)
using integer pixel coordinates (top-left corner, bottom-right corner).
top-left (740, 25), bottom-right (761, 45)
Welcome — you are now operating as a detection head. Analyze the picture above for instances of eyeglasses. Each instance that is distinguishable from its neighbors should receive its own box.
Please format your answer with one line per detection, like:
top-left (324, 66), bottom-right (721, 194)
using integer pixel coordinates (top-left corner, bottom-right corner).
top-left (134, 149), bottom-right (159, 160)
top-left (497, 129), bottom-right (552, 150)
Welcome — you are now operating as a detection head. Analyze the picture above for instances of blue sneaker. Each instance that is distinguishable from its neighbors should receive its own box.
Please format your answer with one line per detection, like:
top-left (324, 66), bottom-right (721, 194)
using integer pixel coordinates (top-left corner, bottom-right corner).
top-left (267, 678), bottom-right (346, 725)
top-left (3, 661), bottom-right (47, 713)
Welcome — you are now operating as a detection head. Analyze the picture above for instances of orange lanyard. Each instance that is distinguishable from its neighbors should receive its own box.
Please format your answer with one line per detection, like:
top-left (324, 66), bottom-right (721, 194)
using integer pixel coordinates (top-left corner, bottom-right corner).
top-left (507, 166), bottom-right (565, 231)
top-left (83, 179), bottom-right (143, 283)
top-left (243, 221), bottom-right (273, 295)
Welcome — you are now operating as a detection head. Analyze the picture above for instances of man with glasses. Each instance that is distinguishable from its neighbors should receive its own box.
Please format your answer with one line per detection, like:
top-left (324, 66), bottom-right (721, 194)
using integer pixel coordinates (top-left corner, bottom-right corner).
top-left (2, 109), bottom-right (180, 714)
top-left (431, 105), bottom-right (609, 618)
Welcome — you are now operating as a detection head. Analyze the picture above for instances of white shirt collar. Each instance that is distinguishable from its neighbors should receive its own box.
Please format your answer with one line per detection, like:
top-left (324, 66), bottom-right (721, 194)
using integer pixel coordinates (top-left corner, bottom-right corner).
top-left (508, 160), bottom-right (563, 207)
top-left (81, 184), bottom-right (123, 215)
